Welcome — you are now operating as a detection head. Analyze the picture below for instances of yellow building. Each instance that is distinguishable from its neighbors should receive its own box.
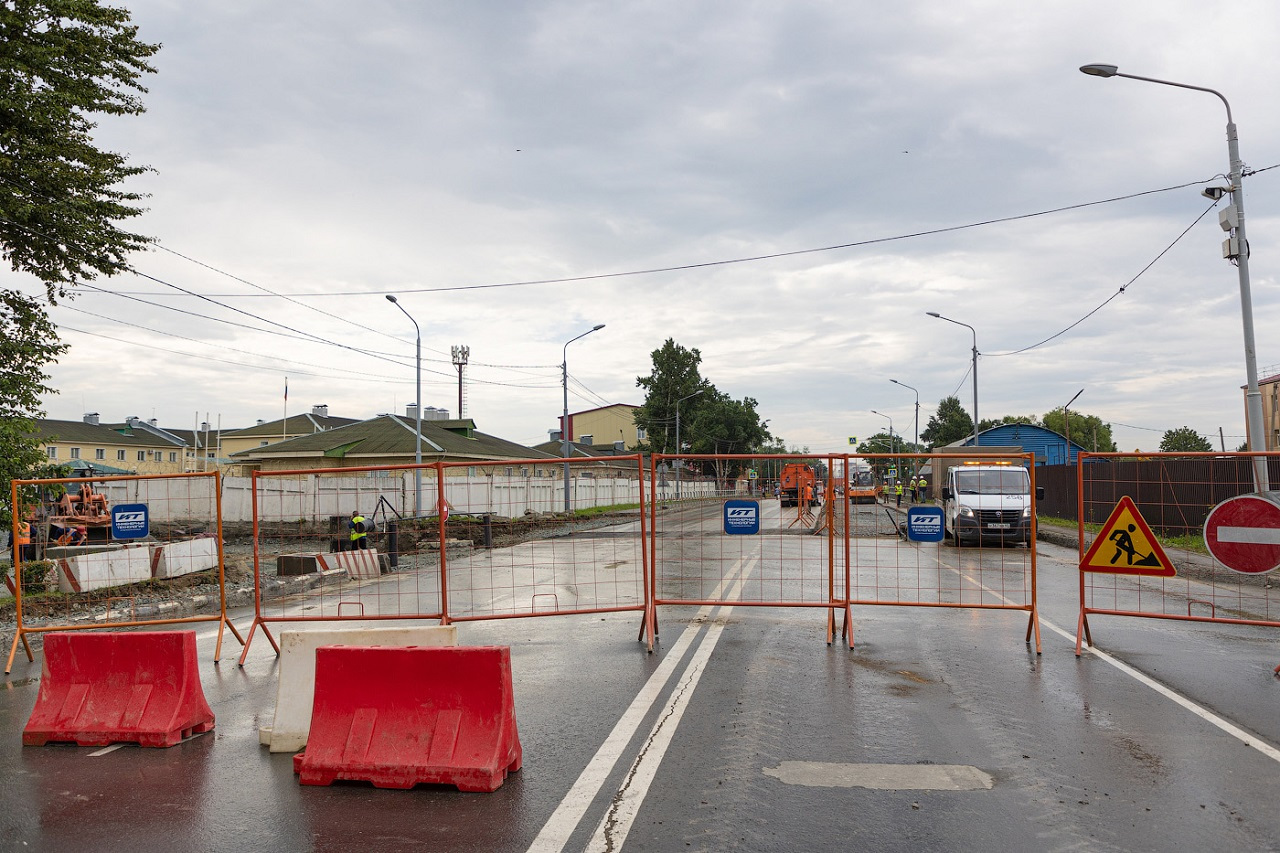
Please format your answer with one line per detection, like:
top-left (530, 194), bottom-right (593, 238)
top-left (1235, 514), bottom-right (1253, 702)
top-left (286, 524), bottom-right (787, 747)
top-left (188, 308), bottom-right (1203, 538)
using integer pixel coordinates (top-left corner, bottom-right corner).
top-left (560, 404), bottom-right (642, 450)
top-left (1255, 373), bottom-right (1280, 450)
top-left (35, 416), bottom-right (186, 476)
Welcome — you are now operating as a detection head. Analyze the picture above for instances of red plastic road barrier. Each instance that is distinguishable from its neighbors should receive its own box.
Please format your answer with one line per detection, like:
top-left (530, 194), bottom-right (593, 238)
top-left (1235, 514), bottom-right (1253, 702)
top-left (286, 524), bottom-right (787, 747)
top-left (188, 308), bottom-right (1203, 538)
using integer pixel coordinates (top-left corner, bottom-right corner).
top-left (23, 631), bottom-right (215, 748)
top-left (294, 645), bottom-right (522, 792)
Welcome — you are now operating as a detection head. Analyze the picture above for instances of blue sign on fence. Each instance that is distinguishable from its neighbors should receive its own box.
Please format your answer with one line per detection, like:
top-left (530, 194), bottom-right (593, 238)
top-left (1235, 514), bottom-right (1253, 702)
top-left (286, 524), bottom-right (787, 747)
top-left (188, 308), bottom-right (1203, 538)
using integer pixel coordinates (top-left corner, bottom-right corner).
top-left (111, 503), bottom-right (150, 540)
top-left (723, 500), bottom-right (760, 535)
top-left (906, 506), bottom-right (945, 542)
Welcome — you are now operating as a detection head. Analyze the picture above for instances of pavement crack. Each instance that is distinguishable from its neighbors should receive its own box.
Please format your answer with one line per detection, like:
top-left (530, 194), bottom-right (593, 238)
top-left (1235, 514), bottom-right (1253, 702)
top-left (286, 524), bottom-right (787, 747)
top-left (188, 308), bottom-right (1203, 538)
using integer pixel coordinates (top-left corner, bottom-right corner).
top-left (599, 635), bottom-right (707, 852)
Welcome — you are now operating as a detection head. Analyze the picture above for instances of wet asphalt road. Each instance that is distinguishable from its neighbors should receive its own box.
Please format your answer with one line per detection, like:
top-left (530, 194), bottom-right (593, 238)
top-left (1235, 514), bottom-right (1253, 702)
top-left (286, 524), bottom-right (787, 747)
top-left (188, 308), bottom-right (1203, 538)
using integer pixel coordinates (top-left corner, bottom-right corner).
top-left (2, 499), bottom-right (1279, 852)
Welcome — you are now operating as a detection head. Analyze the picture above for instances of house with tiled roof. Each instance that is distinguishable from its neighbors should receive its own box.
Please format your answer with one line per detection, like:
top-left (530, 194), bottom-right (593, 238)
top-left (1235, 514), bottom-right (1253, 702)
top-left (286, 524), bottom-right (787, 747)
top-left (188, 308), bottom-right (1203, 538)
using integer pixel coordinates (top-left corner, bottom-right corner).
top-left (219, 405), bottom-right (360, 458)
top-left (228, 414), bottom-right (556, 472)
top-left (34, 416), bottom-right (186, 475)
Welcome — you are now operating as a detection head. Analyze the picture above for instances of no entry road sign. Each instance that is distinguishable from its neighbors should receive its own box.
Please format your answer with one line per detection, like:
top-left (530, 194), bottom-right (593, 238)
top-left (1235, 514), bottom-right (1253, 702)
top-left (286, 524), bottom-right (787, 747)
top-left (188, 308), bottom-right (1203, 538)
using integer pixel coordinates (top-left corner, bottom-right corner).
top-left (1203, 494), bottom-right (1280, 575)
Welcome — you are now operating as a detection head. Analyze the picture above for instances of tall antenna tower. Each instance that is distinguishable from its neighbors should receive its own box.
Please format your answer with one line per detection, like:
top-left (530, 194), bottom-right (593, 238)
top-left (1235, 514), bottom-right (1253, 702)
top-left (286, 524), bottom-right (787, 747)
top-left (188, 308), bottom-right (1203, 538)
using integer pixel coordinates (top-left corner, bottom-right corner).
top-left (451, 345), bottom-right (470, 418)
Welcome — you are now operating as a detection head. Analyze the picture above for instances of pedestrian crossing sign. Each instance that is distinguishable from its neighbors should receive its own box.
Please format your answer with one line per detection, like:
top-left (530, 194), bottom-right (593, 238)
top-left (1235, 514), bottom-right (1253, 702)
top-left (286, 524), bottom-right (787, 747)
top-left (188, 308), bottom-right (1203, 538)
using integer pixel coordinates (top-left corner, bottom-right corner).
top-left (1080, 495), bottom-right (1176, 577)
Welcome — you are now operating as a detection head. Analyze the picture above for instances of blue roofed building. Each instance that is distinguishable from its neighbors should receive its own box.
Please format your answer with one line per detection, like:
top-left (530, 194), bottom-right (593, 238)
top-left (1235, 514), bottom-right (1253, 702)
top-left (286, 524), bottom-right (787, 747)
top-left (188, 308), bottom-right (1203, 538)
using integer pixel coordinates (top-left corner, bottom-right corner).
top-left (947, 422), bottom-right (1090, 466)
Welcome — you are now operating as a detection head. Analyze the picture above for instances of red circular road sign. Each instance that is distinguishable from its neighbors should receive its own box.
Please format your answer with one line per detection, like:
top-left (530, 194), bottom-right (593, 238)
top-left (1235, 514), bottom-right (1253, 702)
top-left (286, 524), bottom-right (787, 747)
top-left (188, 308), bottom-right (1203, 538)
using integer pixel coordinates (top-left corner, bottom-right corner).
top-left (1203, 494), bottom-right (1280, 575)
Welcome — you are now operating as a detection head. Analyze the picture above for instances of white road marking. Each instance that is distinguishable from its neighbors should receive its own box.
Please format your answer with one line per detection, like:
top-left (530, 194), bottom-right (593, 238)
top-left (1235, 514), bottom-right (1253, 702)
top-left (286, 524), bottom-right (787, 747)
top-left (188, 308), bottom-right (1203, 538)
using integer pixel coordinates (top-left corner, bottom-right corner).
top-left (87, 744), bottom-right (126, 757)
top-left (955, 564), bottom-right (1280, 765)
top-left (1218, 526), bottom-right (1280, 545)
top-left (526, 555), bottom-right (753, 853)
top-left (762, 761), bottom-right (994, 791)
top-left (586, 560), bottom-right (754, 852)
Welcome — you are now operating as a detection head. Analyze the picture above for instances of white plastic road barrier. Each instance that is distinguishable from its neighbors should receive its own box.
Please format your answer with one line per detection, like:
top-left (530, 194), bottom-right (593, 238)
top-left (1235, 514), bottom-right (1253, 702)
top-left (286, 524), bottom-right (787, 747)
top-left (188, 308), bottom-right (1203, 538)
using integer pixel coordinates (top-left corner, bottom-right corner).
top-left (55, 546), bottom-right (152, 593)
top-left (316, 548), bottom-right (381, 580)
top-left (150, 536), bottom-right (219, 579)
top-left (258, 625), bottom-right (458, 753)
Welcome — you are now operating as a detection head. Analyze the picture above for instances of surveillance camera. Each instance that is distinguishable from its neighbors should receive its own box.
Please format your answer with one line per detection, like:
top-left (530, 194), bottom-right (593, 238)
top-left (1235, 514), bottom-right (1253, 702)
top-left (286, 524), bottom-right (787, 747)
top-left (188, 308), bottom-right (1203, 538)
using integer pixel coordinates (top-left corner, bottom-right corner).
top-left (1202, 186), bottom-right (1230, 201)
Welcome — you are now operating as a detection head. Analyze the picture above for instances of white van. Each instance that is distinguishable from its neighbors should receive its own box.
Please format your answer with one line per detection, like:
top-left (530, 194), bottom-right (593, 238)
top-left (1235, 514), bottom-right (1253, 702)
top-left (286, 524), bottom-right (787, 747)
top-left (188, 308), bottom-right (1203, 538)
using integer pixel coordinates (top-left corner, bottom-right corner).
top-left (940, 463), bottom-right (1041, 547)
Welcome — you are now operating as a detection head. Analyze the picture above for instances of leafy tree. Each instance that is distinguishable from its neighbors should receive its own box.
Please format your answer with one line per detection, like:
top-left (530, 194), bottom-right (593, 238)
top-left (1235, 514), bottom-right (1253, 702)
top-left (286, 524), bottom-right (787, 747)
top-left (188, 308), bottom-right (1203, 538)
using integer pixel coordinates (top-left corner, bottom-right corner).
top-left (0, 1), bottom-right (159, 301)
top-left (634, 339), bottom-right (709, 454)
top-left (1042, 407), bottom-right (1117, 452)
top-left (857, 432), bottom-right (898, 479)
top-left (685, 391), bottom-right (773, 485)
top-left (0, 290), bottom-right (68, 523)
top-left (1160, 426), bottom-right (1212, 453)
top-left (0, 2), bottom-right (157, 521)
top-left (980, 415), bottom-right (1041, 431)
top-left (920, 396), bottom-right (974, 447)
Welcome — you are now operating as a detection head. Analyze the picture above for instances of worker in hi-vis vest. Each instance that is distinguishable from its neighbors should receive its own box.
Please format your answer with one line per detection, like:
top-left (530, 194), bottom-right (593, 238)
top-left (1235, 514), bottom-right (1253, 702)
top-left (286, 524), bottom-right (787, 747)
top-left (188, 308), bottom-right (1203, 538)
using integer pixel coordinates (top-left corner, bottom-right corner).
top-left (349, 510), bottom-right (369, 550)
top-left (894, 481), bottom-right (903, 507)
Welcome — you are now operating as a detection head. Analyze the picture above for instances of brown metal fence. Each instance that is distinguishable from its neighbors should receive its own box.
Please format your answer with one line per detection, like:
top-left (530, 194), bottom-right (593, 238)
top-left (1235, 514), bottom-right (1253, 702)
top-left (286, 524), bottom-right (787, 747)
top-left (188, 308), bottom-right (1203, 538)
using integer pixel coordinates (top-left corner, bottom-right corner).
top-left (1039, 456), bottom-right (1280, 532)
top-left (6, 472), bottom-right (242, 674)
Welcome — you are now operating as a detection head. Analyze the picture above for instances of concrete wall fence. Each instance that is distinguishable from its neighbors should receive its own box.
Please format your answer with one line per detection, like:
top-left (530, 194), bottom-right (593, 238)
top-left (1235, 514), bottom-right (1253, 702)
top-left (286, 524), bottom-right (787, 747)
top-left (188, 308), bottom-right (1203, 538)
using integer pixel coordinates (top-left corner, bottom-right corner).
top-left (88, 473), bottom-right (718, 524)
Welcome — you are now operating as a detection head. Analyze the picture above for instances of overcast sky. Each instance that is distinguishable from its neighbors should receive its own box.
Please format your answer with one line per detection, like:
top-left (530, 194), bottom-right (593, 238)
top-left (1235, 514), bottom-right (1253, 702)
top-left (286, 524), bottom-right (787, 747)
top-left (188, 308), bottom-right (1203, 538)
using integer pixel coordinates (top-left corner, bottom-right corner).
top-left (24, 1), bottom-right (1280, 452)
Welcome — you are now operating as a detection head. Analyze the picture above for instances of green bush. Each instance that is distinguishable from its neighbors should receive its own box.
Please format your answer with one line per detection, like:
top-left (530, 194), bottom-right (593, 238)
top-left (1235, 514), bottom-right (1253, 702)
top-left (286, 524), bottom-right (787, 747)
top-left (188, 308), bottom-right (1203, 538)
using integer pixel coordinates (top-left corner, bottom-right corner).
top-left (19, 560), bottom-right (53, 593)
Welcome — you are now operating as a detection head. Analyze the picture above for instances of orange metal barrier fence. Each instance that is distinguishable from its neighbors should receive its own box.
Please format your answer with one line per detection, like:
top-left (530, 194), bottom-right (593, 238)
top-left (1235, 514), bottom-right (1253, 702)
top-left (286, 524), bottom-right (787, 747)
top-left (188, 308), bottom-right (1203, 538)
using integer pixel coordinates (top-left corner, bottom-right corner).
top-left (644, 452), bottom-right (1040, 652)
top-left (438, 456), bottom-right (648, 625)
top-left (6, 471), bottom-right (242, 674)
top-left (238, 456), bottom-right (650, 663)
top-left (841, 452), bottom-right (1040, 652)
top-left (231, 451), bottom-right (1043, 660)
top-left (1074, 451), bottom-right (1280, 662)
top-left (645, 453), bottom-right (841, 649)
top-left (238, 463), bottom-right (447, 663)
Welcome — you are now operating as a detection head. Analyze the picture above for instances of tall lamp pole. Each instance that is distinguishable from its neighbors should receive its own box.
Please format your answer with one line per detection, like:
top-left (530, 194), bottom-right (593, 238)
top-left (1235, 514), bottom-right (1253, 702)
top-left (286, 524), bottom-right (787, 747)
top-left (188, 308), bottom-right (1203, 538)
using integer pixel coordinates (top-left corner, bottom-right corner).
top-left (1080, 64), bottom-right (1268, 493)
top-left (1062, 388), bottom-right (1084, 464)
top-left (674, 389), bottom-right (704, 500)
top-left (927, 312), bottom-right (979, 447)
top-left (386, 295), bottom-right (422, 516)
top-left (562, 324), bottom-right (606, 513)
top-left (870, 410), bottom-right (896, 479)
top-left (890, 378), bottom-right (919, 473)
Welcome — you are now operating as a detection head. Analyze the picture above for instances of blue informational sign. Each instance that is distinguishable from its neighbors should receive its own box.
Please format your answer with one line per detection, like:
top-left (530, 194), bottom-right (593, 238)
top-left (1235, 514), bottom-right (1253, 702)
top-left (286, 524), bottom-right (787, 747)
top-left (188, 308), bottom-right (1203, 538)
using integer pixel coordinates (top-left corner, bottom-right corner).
top-left (906, 506), bottom-right (945, 542)
top-left (723, 500), bottom-right (761, 535)
top-left (111, 503), bottom-right (150, 540)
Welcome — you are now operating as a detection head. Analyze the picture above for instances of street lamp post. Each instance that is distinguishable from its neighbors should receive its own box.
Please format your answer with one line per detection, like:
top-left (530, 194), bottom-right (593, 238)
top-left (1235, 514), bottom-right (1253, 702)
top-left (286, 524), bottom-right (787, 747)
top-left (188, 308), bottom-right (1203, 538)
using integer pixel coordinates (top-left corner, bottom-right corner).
top-left (1080, 63), bottom-right (1269, 493)
top-left (890, 378), bottom-right (920, 473)
top-left (386, 295), bottom-right (422, 516)
top-left (674, 389), bottom-right (704, 500)
top-left (562, 324), bottom-right (606, 513)
top-left (1062, 388), bottom-right (1084, 464)
top-left (926, 312), bottom-right (979, 447)
top-left (870, 409), bottom-right (896, 480)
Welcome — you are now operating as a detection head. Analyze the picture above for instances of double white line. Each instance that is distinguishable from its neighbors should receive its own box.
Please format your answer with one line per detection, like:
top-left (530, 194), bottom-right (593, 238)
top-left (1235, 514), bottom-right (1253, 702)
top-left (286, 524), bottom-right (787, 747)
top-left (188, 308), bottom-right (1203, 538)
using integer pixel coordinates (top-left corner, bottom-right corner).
top-left (528, 554), bottom-right (756, 853)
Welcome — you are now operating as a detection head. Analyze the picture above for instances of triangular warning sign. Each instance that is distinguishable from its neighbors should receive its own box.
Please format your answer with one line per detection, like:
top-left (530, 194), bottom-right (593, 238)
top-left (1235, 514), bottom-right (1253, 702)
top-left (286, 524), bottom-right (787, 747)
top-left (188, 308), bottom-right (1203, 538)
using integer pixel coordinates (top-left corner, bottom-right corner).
top-left (1080, 495), bottom-right (1176, 577)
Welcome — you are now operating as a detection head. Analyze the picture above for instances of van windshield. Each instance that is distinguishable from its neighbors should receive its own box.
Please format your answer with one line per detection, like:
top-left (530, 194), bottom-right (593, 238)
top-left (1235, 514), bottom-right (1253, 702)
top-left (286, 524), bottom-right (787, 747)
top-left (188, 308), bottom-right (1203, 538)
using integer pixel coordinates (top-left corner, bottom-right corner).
top-left (954, 468), bottom-right (1029, 495)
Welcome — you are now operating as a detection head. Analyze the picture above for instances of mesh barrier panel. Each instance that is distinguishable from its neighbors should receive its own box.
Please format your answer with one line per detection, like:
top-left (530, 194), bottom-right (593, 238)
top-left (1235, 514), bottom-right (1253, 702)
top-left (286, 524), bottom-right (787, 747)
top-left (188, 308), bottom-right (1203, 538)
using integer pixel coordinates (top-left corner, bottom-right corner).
top-left (6, 472), bottom-right (240, 673)
top-left (439, 456), bottom-right (647, 622)
top-left (239, 465), bottom-right (444, 661)
top-left (1075, 452), bottom-right (1280, 657)
top-left (647, 453), bottom-right (1039, 650)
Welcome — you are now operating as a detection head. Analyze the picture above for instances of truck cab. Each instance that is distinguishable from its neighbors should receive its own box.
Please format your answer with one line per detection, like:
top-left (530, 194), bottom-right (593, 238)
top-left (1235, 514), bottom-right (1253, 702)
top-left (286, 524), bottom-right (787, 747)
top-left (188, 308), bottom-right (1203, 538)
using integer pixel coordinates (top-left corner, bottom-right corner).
top-left (940, 462), bottom-right (1041, 547)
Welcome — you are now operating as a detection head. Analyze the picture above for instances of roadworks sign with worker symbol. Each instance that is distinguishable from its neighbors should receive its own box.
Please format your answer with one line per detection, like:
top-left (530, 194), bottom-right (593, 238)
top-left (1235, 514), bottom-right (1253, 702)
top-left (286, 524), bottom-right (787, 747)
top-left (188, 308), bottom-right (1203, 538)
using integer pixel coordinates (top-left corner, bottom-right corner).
top-left (1079, 495), bottom-right (1176, 577)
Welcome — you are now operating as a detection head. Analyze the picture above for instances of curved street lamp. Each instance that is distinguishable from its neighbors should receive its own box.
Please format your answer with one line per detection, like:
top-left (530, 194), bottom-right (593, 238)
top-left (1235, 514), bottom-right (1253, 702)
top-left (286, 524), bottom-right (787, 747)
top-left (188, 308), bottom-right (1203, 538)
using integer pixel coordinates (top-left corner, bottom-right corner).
top-left (926, 312), bottom-right (978, 447)
top-left (562, 324), bottom-right (606, 512)
top-left (674, 389), bottom-right (704, 500)
top-left (386, 294), bottom-right (422, 516)
top-left (1080, 63), bottom-right (1268, 492)
top-left (890, 378), bottom-right (920, 472)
